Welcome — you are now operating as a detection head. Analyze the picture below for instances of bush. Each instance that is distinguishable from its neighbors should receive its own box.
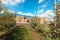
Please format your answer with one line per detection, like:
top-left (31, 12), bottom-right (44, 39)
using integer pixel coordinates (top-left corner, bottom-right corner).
top-left (0, 13), bottom-right (16, 32)
top-left (4, 26), bottom-right (35, 40)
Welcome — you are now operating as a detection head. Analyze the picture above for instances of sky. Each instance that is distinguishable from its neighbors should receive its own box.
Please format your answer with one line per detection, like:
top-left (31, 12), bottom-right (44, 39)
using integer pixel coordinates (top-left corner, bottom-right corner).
top-left (1, 0), bottom-right (60, 18)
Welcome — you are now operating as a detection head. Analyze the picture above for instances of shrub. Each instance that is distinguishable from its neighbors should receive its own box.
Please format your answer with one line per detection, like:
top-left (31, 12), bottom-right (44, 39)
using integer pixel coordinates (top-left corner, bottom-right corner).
top-left (4, 26), bottom-right (35, 40)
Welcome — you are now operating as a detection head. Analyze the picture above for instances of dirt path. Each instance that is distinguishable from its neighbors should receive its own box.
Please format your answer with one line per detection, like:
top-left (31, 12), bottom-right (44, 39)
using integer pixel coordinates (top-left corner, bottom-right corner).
top-left (22, 23), bottom-right (44, 40)
top-left (17, 23), bottom-right (45, 40)
top-left (28, 26), bottom-right (39, 40)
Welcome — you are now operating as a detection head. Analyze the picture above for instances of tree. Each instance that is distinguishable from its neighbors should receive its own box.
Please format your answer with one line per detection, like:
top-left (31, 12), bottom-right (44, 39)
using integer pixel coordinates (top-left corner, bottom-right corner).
top-left (0, 11), bottom-right (16, 39)
top-left (30, 16), bottom-right (40, 29)
top-left (0, 0), bottom-right (2, 12)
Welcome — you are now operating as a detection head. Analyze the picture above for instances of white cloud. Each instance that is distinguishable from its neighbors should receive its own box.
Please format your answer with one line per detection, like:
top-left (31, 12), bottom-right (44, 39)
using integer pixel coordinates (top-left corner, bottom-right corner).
top-left (41, 1), bottom-right (48, 8)
top-left (17, 11), bottom-right (34, 16)
top-left (7, 10), bottom-right (15, 13)
top-left (40, 10), bottom-right (54, 17)
top-left (15, 0), bottom-right (25, 3)
top-left (2, 0), bottom-right (25, 5)
top-left (0, 10), bottom-right (15, 14)
top-left (24, 13), bottom-right (34, 16)
top-left (38, 9), bottom-right (44, 14)
top-left (0, 11), bottom-right (4, 14)
top-left (37, 10), bottom-right (54, 21)
top-left (17, 11), bottom-right (22, 14)
top-left (41, 4), bottom-right (47, 8)
top-left (37, 10), bottom-right (54, 17)
top-left (38, 0), bottom-right (43, 3)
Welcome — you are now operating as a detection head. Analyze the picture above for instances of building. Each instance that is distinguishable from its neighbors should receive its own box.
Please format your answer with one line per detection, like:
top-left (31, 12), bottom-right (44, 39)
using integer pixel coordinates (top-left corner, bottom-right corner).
top-left (16, 16), bottom-right (47, 24)
top-left (39, 17), bottom-right (46, 24)
top-left (16, 16), bottom-right (29, 24)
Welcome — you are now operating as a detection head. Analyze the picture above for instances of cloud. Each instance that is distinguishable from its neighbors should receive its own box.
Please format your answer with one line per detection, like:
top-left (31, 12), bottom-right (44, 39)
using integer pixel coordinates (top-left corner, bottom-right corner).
top-left (40, 10), bottom-right (54, 17)
top-left (17, 11), bottom-right (34, 16)
top-left (7, 10), bottom-right (15, 13)
top-left (40, 0), bottom-right (50, 9)
top-left (41, 1), bottom-right (48, 8)
top-left (0, 11), bottom-right (4, 14)
top-left (24, 13), bottom-right (34, 16)
top-left (38, 0), bottom-right (43, 3)
top-left (37, 10), bottom-right (54, 21)
top-left (17, 11), bottom-right (22, 14)
top-left (37, 9), bottom-right (54, 19)
top-left (38, 9), bottom-right (44, 14)
top-left (41, 4), bottom-right (47, 8)
top-left (2, 0), bottom-right (25, 5)
top-left (37, 10), bottom-right (54, 17)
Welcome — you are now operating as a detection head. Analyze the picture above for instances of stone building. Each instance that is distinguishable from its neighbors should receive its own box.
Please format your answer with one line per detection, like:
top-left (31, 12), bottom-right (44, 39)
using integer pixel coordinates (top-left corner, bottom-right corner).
top-left (16, 16), bottom-right (29, 24)
top-left (39, 17), bottom-right (46, 24)
top-left (16, 16), bottom-right (46, 24)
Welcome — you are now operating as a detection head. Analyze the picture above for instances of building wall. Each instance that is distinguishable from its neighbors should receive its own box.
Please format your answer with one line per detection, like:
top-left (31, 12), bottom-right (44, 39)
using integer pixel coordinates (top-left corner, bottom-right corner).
top-left (16, 16), bottom-right (46, 24)
top-left (16, 16), bottom-right (29, 24)
top-left (39, 17), bottom-right (46, 24)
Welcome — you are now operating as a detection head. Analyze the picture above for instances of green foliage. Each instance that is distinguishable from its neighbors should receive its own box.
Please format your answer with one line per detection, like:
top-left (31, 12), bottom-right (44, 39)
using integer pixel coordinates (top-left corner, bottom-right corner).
top-left (0, 25), bottom-right (5, 32)
top-left (30, 17), bottom-right (40, 29)
top-left (29, 15), bottom-right (60, 40)
top-left (38, 24), bottom-right (60, 40)
top-left (0, 12), bottom-right (16, 33)
top-left (4, 26), bottom-right (35, 40)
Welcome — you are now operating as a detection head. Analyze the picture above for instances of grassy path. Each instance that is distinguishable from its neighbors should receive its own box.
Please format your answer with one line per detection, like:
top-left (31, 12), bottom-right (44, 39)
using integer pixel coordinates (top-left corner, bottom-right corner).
top-left (22, 23), bottom-right (45, 40)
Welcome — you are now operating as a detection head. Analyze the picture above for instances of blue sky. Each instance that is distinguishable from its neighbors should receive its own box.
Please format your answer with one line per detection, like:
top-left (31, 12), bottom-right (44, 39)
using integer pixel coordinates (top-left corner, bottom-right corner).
top-left (1, 0), bottom-right (60, 17)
